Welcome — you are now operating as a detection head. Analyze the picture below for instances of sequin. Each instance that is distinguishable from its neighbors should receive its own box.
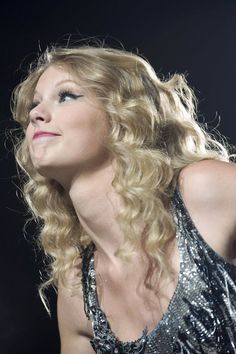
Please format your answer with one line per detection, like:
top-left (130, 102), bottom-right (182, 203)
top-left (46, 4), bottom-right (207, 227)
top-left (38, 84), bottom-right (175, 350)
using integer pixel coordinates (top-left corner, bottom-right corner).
top-left (81, 188), bottom-right (236, 353)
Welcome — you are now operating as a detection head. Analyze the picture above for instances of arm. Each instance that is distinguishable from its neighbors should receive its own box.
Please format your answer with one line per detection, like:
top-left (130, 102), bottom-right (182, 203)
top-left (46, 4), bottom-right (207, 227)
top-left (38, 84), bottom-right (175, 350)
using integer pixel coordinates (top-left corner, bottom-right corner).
top-left (57, 266), bottom-right (95, 354)
top-left (178, 159), bottom-right (236, 263)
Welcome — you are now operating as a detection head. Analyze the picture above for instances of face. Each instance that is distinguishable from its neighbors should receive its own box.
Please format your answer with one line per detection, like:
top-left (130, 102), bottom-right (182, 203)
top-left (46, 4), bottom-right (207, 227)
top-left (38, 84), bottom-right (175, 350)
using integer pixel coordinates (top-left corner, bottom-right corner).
top-left (26, 65), bottom-right (110, 187)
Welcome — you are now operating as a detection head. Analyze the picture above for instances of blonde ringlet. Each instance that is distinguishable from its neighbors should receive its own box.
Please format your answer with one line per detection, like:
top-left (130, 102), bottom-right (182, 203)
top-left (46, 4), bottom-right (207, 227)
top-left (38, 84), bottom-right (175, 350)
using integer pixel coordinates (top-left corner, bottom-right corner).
top-left (12, 45), bottom-right (231, 310)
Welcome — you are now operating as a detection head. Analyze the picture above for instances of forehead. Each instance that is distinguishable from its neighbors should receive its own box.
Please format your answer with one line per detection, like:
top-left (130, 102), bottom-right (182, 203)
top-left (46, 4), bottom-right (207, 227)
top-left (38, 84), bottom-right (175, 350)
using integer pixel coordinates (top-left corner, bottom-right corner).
top-left (34, 65), bottom-right (78, 94)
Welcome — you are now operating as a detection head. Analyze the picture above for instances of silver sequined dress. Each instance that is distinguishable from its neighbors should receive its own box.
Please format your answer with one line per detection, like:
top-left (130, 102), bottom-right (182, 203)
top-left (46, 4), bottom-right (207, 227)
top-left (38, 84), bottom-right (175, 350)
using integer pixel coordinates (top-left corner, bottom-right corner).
top-left (81, 188), bottom-right (236, 353)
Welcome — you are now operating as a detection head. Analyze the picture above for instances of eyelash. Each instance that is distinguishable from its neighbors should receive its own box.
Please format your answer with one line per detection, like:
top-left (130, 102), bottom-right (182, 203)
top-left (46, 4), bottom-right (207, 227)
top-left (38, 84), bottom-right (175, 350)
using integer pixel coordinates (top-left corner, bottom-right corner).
top-left (28, 89), bottom-right (83, 111)
top-left (28, 101), bottom-right (39, 112)
top-left (58, 89), bottom-right (83, 102)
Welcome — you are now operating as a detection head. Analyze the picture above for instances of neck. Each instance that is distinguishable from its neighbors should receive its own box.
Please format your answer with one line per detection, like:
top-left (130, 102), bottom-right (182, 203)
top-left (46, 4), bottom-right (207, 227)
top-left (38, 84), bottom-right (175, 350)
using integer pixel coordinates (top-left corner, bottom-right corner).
top-left (68, 163), bottom-right (125, 262)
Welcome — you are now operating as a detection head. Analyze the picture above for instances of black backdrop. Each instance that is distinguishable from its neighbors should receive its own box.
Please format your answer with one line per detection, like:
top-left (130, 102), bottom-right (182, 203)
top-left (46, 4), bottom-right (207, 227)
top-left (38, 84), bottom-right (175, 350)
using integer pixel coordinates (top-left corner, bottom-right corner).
top-left (0, 1), bottom-right (236, 353)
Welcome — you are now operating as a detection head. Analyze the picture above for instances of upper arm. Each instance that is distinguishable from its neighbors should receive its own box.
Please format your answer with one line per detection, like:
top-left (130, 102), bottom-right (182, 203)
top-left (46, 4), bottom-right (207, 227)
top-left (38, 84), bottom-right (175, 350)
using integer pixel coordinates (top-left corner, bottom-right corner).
top-left (57, 266), bottom-right (94, 354)
top-left (178, 159), bottom-right (236, 261)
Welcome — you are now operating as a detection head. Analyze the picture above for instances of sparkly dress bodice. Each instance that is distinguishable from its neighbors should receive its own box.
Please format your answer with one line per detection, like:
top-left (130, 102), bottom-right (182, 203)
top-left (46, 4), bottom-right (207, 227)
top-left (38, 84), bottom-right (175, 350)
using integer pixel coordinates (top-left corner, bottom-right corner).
top-left (81, 188), bottom-right (236, 353)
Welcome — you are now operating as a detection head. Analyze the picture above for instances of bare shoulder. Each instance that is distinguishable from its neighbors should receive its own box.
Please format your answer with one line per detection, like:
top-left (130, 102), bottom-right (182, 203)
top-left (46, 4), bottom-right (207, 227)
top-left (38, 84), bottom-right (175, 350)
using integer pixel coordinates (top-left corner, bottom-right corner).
top-left (57, 258), bottom-right (93, 354)
top-left (178, 159), bottom-right (236, 262)
top-left (179, 159), bottom-right (236, 204)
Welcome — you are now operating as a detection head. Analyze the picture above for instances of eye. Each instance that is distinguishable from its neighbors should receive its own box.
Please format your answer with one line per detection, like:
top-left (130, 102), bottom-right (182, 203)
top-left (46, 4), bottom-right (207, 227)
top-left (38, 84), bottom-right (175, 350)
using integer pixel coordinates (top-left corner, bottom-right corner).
top-left (28, 100), bottom-right (40, 112)
top-left (58, 90), bottom-right (83, 103)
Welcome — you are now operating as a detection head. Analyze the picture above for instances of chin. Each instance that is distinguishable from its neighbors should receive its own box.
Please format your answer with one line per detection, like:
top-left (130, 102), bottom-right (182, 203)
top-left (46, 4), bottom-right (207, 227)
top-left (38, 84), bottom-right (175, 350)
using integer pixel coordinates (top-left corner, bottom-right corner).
top-left (34, 163), bottom-right (73, 189)
top-left (34, 162), bottom-right (58, 179)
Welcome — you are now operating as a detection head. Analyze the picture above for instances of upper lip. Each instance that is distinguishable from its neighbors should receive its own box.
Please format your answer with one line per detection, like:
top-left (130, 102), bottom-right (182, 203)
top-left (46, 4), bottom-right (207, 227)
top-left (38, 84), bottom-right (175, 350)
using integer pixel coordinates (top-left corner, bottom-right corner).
top-left (33, 131), bottom-right (61, 139)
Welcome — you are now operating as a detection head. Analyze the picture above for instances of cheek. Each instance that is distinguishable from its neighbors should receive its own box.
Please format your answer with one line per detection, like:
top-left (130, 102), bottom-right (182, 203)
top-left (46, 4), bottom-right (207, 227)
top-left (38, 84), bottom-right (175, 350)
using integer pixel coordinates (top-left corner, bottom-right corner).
top-left (64, 109), bottom-right (108, 143)
top-left (25, 127), bottom-right (33, 151)
top-left (25, 126), bottom-right (31, 140)
top-left (62, 119), bottom-right (109, 164)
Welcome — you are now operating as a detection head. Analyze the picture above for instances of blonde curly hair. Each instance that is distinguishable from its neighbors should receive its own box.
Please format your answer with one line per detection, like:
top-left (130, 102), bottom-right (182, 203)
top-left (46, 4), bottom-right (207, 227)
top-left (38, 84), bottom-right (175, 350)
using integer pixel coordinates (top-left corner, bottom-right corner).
top-left (12, 44), bottom-right (230, 309)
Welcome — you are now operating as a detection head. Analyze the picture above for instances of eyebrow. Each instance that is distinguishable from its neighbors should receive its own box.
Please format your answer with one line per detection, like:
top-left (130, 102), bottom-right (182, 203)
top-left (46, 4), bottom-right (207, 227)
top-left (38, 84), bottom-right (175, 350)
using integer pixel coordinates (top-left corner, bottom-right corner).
top-left (55, 79), bottom-right (81, 87)
top-left (33, 79), bottom-right (82, 98)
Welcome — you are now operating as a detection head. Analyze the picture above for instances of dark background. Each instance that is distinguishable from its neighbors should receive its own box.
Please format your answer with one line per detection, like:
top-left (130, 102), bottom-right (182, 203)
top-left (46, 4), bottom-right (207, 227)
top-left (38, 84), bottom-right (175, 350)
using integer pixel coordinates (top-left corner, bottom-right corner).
top-left (0, 1), bottom-right (236, 353)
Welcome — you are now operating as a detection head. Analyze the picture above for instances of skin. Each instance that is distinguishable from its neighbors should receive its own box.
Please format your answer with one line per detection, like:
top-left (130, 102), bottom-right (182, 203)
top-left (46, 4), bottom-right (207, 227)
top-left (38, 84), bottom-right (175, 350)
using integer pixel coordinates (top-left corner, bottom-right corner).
top-left (27, 65), bottom-right (111, 189)
top-left (26, 65), bottom-right (236, 354)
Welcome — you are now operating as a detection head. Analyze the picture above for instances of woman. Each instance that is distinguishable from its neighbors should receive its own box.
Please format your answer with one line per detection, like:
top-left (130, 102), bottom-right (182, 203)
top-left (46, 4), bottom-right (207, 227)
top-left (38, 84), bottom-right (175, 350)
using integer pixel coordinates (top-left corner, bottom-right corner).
top-left (12, 45), bottom-right (236, 353)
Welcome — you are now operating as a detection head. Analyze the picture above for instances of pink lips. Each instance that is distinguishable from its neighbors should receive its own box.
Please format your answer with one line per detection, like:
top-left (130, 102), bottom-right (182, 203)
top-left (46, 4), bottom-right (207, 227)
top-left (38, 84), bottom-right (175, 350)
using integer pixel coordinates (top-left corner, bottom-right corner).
top-left (33, 131), bottom-right (60, 140)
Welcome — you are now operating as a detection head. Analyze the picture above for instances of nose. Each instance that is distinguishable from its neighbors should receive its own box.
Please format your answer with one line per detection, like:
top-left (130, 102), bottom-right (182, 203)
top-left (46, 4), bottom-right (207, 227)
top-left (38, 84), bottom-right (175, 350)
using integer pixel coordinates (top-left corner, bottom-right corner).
top-left (29, 101), bottom-right (51, 125)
